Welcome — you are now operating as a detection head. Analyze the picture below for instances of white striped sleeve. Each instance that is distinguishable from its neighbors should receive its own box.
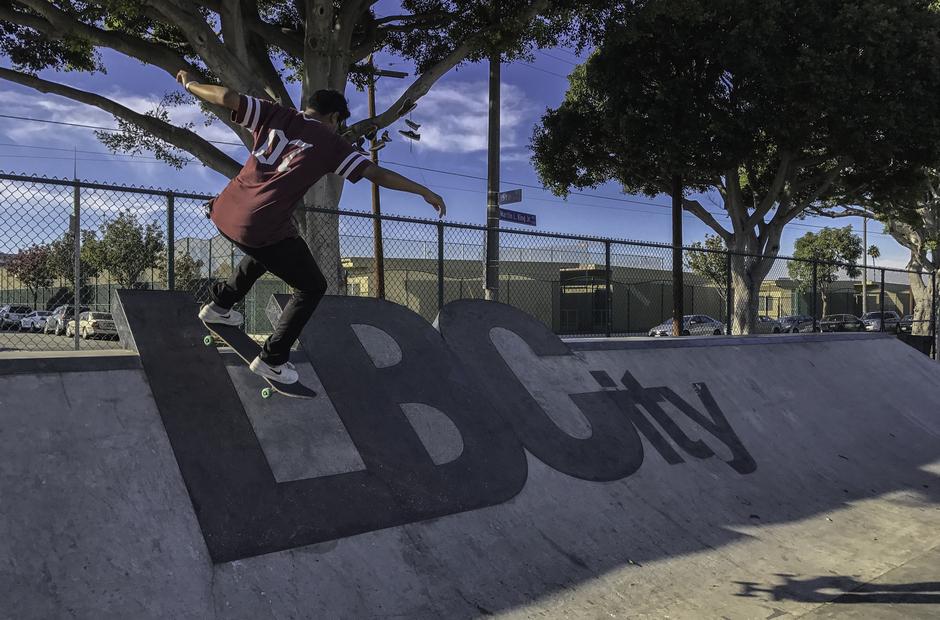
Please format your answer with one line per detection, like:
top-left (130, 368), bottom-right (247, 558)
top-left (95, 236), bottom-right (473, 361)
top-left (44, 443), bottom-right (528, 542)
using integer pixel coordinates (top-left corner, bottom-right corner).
top-left (334, 152), bottom-right (360, 176)
top-left (231, 95), bottom-right (272, 131)
top-left (336, 152), bottom-right (370, 180)
top-left (248, 98), bottom-right (262, 131)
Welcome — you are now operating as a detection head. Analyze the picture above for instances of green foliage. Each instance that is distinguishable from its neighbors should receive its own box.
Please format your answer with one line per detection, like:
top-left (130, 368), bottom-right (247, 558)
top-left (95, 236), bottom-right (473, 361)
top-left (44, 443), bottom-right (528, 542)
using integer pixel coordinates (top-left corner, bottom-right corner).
top-left (867, 245), bottom-right (881, 262)
top-left (46, 229), bottom-right (101, 283)
top-left (685, 235), bottom-right (728, 298)
top-left (95, 92), bottom-right (196, 169)
top-left (8, 244), bottom-right (54, 306)
top-left (532, 0), bottom-right (940, 206)
top-left (89, 211), bottom-right (166, 287)
top-left (164, 251), bottom-right (203, 290)
top-left (788, 226), bottom-right (863, 294)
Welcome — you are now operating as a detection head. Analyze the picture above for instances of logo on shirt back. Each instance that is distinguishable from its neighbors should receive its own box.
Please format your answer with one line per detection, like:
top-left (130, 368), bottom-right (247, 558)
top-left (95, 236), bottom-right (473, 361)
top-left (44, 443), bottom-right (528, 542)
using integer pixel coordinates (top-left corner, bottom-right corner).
top-left (252, 129), bottom-right (313, 172)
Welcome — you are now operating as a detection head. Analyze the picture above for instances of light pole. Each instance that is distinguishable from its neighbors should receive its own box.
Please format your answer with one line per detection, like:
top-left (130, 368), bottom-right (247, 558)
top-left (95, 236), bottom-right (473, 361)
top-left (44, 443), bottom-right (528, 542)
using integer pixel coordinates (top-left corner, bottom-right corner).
top-left (862, 216), bottom-right (868, 314)
top-left (484, 51), bottom-right (501, 301)
top-left (366, 55), bottom-right (408, 299)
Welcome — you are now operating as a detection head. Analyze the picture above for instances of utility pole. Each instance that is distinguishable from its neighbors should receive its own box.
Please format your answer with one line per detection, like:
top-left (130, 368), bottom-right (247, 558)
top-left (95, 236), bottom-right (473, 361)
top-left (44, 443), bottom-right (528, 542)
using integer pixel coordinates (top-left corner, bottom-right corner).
top-left (484, 52), bottom-right (501, 301)
top-left (672, 175), bottom-right (684, 336)
top-left (862, 216), bottom-right (868, 314)
top-left (366, 55), bottom-right (408, 299)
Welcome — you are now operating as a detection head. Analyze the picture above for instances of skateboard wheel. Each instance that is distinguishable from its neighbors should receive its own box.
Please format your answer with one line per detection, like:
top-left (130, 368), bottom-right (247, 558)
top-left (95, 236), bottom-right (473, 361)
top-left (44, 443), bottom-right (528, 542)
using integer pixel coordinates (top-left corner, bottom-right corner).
top-left (261, 387), bottom-right (273, 399)
top-left (203, 335), bottom-right (213, 346)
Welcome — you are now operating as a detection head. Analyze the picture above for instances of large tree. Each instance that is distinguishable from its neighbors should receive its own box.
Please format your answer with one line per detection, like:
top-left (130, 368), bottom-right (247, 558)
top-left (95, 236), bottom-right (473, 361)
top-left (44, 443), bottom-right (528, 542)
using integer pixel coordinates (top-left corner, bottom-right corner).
top-left (7, 243), bottom-right (54, 308)
top-left (47, 228), bottom-right (101, 285)
top-left (787, 226), bottom-right (862, 318)
top-left (531, 0), bottom-right (940, 333)
top-left (0, 0), bottom-right (610, 293)
top-left (814, 173), bottom-right (939, 335)
top-left (685, 233), bottom-right (728, 307)
top-left (87, 210), bottom-right (166, 287)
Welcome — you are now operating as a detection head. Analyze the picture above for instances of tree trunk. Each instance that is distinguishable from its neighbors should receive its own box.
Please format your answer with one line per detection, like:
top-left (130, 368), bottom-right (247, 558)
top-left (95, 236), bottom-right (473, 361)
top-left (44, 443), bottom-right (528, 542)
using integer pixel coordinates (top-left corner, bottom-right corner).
top-left (729, 253), bottom-right (774, 334)
top-left (296, 15), bottom-right (351, 296)
top-left (295, 176), bottom-right (345, 295)
top-left (909, 270), bottom-right (933, 336)
top-left (730, 265), bottom-right (760, 334)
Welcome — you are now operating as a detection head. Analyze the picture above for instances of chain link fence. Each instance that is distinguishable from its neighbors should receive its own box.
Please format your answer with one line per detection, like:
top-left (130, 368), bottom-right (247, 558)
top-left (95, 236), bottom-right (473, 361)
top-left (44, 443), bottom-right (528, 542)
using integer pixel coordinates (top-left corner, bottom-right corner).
top-left (0, 172), bottom-right (936, 357)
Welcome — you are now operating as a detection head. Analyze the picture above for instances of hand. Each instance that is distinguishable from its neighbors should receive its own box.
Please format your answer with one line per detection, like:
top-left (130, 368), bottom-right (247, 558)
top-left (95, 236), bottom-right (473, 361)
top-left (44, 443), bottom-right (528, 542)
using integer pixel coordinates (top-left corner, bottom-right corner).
top-left (423, 190), bottom-right (446, 218)
top-left (176, 69), bottom-right (193, 88)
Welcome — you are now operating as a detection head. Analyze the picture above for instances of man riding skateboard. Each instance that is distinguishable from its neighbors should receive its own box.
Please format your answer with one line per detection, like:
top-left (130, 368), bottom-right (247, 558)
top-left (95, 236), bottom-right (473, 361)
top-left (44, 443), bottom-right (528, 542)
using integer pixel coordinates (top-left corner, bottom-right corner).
top-left (176, 69), bottom-right (447, 384)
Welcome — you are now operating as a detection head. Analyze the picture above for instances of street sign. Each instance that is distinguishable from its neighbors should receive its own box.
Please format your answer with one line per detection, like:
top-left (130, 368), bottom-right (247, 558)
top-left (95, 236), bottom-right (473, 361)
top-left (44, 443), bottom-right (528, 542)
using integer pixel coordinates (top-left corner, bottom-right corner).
top-left (498, 189), bottom-right (522, 205)
top-left (499, 208), bottom-right (536, 226)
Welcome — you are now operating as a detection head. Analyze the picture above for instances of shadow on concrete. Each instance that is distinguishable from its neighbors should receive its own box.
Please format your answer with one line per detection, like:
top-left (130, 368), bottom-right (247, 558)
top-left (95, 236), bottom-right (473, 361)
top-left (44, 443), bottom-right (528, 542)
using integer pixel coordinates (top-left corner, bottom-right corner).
top-left (735, 575), bottom-right (940, 605)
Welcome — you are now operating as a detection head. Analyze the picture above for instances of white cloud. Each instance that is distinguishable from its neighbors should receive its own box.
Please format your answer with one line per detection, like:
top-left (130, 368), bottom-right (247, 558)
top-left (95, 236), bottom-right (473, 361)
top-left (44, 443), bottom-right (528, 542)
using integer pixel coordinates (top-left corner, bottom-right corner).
top-left (0, 87), bottom-right (246, 158)
top-left (372, 80), bottom-right (538, 154)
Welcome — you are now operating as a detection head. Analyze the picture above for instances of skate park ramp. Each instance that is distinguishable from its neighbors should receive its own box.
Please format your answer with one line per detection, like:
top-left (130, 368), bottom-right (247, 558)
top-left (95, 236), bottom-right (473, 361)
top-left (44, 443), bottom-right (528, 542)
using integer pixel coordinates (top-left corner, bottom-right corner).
top-left (2, 289), bottom-right (939, 619)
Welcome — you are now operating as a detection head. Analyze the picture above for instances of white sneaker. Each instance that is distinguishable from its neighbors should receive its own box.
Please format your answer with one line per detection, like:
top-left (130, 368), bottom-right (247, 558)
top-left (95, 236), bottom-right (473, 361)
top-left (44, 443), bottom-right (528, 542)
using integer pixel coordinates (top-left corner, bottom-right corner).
top-left (249, 356), bottom-right (299, 384)
top-left (199, 302), bottom-right (243, 326)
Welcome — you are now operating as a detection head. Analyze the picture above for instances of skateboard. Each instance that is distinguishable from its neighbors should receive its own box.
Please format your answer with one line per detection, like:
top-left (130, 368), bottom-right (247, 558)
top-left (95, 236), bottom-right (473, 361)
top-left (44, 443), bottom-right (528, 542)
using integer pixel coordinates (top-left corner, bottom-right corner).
top-left (202, 321), bottom-right (317, 400)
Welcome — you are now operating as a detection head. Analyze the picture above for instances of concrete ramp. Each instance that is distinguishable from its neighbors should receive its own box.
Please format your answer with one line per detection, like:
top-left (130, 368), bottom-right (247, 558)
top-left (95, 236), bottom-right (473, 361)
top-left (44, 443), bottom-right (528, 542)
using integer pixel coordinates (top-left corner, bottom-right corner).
top-left (2, 291), bottom-right (939, 619)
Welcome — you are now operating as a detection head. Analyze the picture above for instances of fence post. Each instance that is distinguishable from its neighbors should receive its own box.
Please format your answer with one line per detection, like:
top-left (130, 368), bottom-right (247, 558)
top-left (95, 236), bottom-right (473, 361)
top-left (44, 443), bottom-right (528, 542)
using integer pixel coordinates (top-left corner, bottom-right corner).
top-left (932, 270), bottom-right (937, 360)
top-left (605, 240), bottom-right (612, 337)
top-left (811, 260), bottom-right (818, 331)
top-left (879, 268), bottom-right (886, 331)
top-left (437, 221), bottom-right (444, 314)
top-left (166, 193), bottom-right (175, 290)
top-left (725, 251), bottom-right (732, 335)
top-left (72, 182), bottom-right (81, 351)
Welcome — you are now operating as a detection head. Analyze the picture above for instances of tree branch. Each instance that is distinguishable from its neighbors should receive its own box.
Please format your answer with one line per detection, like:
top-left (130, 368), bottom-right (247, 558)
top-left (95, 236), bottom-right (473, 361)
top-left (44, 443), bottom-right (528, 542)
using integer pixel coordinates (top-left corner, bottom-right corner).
top-left (373, 12), bottom-right (450, 26)
top-left (745, 151), bottom-right (791, 229)
top-left (345, 0), bottom-right (552, 140)
top-left (145, 0), bottom-right (258, 94)
top-left (13, 0), bottom-right (194, 76)
top-left (3, 0), bottom-right (247, 141)
top-left (0, 66), bottom-right (241, 177)
top-left (192, 0), bottom-right (304, 57)
top-left (683, 198), bottom-right (731, 241)
top-left (217, 0), bottom-right (293, 105)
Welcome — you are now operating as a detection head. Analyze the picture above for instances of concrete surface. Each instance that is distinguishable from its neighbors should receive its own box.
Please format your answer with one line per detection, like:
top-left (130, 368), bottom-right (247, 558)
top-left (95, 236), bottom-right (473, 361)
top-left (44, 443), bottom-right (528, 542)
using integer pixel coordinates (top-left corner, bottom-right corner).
top-left (1, 291), bottom-right (938, 619)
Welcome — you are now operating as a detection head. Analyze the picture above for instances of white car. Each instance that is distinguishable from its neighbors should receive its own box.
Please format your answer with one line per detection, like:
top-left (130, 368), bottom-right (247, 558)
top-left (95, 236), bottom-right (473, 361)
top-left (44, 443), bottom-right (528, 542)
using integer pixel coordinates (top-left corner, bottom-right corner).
top-left (1, 305), bottom-right (32, 330)
top-left (66, 311), bottom-right (118, 339)
top-left (20, 310), bottom-right (52, 332)
top-left (755, 315), bottom-right (783, 334)
top-left (861, 311), bottom-right (901, 333)
top-left (649, 314), bottom-right (725, 337)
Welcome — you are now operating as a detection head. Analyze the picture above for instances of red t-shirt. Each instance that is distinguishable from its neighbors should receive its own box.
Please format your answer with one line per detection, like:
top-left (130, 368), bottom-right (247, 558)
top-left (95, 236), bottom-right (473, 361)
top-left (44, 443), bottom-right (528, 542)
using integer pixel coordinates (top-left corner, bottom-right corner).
top-left (211, 95), bottom-right (374, 247)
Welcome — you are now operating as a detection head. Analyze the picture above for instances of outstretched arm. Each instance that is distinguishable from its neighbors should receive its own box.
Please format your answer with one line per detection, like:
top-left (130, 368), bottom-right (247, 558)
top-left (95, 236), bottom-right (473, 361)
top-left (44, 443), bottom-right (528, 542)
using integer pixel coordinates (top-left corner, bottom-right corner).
top-left (176, 69), bottom-right (240, 111)
top-left (362, 165), bottom-right (447, 218)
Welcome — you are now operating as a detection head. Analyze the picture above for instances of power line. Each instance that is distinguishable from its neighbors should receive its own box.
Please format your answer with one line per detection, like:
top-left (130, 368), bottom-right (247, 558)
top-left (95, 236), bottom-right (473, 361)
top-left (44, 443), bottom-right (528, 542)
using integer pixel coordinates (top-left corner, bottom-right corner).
top-left (536, 50), bottom-right (580, 67)
top-left (513, 62), bottom-right (569, 79)
top-left (0, 113), bottom-right (244, 147)
top-left (381, 160), bottom-right (671, 208)
top-left (0, 117), bottom-right (900, 238)
top-left (0, 113), bottom-right (664, 207)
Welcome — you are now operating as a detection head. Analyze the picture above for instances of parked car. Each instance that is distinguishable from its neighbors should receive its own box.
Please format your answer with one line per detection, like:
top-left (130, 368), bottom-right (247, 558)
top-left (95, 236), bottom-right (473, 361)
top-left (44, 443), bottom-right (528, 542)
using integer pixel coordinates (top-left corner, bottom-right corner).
top-left (778, 314), bottom-right (816, 333)
top-left (45, 305), bottom-right (90, 336)
top-left (899, 315), bottom-right (914, 333)
top-left (0, 305), bottom-right (32, 330)
top-left (755, 315), bottom-right (783, 334)
top-left (861, 311), bottom-right (901, 333)
top-left (820, 314), bottom-right (866, 332)
top-left (20, 310), bottom-right (52, 332)
top-left (66, 311), bottom-right (118, 340)
top-left (649, 314), bottom-right (725, 337)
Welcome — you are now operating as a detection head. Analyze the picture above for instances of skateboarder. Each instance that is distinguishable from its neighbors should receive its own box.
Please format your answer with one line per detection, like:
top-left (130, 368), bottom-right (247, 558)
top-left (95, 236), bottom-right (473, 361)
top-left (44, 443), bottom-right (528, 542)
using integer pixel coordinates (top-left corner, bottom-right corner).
top-left (176, 69), bottom-right (447, 384)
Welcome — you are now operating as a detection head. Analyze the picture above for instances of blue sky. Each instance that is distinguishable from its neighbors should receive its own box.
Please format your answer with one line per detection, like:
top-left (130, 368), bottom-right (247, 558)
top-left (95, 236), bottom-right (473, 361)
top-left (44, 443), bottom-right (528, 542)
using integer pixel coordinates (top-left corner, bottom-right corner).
top-left (0, 12), bottom-right (910, 269)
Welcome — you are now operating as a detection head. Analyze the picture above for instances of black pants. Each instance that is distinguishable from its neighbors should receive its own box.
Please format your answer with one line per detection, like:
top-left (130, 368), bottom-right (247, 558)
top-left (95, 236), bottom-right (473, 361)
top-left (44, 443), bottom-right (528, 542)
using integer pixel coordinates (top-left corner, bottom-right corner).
top-left (211, 235), bottom-right (327, 365)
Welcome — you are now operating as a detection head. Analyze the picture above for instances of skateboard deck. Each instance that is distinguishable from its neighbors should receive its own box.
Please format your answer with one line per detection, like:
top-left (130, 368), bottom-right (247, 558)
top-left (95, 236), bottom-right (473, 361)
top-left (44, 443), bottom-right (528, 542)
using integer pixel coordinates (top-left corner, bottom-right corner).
top-left (202, 321), bottom-right (317, 400)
